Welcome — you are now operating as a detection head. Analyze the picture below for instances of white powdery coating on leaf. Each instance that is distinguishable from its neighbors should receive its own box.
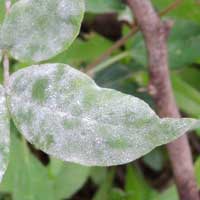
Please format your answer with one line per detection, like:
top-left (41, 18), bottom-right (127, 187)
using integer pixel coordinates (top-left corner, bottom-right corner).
top-left (0, 0), bottom-right (85, 62)
top-left (0, 85), bottom-right (10, 181)
top-left (8, 64), bottom-right (200, 166)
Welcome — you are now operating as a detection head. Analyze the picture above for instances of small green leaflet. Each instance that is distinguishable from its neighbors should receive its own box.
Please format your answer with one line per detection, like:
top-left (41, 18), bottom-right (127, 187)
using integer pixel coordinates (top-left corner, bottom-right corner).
top-left (0, 85), bottom-right (10, 181)
top-left (8, 64), bottom-right (200, 166)
top-left (0, 0), bottom-right (85, 62)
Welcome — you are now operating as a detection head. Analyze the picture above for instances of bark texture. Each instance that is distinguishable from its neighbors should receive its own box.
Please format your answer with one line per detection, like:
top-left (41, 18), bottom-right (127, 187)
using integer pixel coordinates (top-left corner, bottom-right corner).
top-left (125, 0), bottom-right (199, 199)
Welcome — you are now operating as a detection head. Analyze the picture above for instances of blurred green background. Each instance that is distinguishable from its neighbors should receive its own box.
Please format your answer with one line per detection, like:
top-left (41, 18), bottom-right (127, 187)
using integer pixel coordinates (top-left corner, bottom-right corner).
top-left (1, 0), bottom-right (200, 199)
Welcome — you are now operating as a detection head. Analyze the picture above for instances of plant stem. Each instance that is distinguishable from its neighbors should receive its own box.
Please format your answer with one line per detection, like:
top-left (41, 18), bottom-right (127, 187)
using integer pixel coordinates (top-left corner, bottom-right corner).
top-left (125, 0), bottom-right (199, 199)
top-left (85, 0), bottom-right (182, 72)
top-left (87, 51), bottom-right (131, 77)
top-left (85, 27), bottom-right (138, 72)
top-left (5, 0), bottom-right (11, 14)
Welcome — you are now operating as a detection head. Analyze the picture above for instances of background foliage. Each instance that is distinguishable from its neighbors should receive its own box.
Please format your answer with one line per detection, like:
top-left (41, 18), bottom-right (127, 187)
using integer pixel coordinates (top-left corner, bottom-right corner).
top-left (1, 0), bottom-right (200, 199)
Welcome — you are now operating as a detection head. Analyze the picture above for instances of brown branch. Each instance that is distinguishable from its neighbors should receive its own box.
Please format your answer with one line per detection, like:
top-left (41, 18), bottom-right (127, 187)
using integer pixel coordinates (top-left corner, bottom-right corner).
top-left (85, 0), bottom-right (182, 72)
top-left (125, 0), bottom-right (199, 200)
top-left (159, 0), bottom-right (182, 16)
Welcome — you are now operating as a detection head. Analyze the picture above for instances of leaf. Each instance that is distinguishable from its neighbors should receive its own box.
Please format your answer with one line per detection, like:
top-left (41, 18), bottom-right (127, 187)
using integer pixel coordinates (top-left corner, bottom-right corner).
top-left (0, 122), bottom-right (90, 200)
top-left (8, 63), bottom-right (200, 166)
top-left (152, 186), bottom-right (178, 200)
top-left (90, 167), bottom-right (107, 185)
top-left (0, 123), bottom-right (54, 200)
top-left (152, 0), bottom-right (200, 23)
top-left (133, 20), bottom-right (200, 68)
top-left (195, 156), bottom-right (200, 187)
top-left (48, 158), bottom-right (90, 199)
top-left (48, 33), bottom-right (112, 67)
top-left (0, 84), bottom-right (9, 182)
top-left (92, 169), bottom-right (115, 200)
top-left (109, 188), bottom-right (127, 200)
top-left (0, 0), bottom-right (85, 62)
top-left (142, 148), bottom-right (166, 172)
top-left (172, 75), bottom-right (200, 117)
top-left (177, 67), bottom-right (200, 91)
top-left (125, 165), bottom-right (155, 200)
top-left (86, 0), bottom-right (125, 14)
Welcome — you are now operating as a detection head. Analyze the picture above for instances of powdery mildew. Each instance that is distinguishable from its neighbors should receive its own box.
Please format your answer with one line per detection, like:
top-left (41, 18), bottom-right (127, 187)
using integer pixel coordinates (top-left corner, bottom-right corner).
top-left (0, 85), bottom-right (10, 180)
top-left (0, 0), bottom-right (85, 62)
top-left (8, 64), bottom-right (200, 166)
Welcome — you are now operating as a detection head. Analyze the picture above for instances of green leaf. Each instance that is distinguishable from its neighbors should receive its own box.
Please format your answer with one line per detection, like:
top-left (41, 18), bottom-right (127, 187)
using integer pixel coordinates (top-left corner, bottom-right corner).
top-left (0, 122), bottom-right (90, 200)
top-left (195, 156), bottom-right (200, 187)
top-left (125, 165), bottom-right (155, 200)
top-left (90, 167), bottom-right (107, 185)
top-left (48, 33), bottom-right (112, 67)
top-left (0, 0), bottom-right (85, 62)
top-left (86, 0), bottom-right (125, 14)
top-left (172, 75), bottom-right (200, 117)
top-left (178, 67), bottom-right (200, 91)
top-left (152, 0), bottom-right (200, 23)
top-left (8, 63), bottom-right (200, 166)
top-left (0, 84), bottom-right (9, 182)
top-left (133, 20), bottom-right (200, 68)
top-left (48, 158), bottom-right (90, 199)
top-left (142, 148), bottom-right (166, 172)
top-left (109, 188), bottom-right (127, 200)
top-left (152, 186), bottom-right (178, 200)
top-left (92, 169), bottom-right (115, 200)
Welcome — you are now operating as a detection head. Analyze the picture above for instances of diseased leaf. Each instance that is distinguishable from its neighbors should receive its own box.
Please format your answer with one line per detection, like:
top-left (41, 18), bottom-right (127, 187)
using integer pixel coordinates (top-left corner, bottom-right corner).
top-left (0, 85), bottom-right (10, 182)
top-left (0, 0), bottom-right (85, 62)
top-left (0, 122), bottom-right (89, 200)
top-left (8, 64), bottom-right (200, 166)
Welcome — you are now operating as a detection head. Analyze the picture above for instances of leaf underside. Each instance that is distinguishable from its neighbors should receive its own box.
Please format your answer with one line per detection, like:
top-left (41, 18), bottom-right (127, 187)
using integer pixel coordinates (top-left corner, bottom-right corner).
top-left (0, 85), bottom-right (10, 181)
top-left (8, 64), bottom-right (200, 166)
top-left (0, 0), bottom-right (85, 62)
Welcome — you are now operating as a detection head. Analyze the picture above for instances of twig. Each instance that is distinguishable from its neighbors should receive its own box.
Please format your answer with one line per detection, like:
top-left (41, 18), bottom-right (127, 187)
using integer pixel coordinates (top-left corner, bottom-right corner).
top-left (5, 0), bottom-right (11, 14)
top-left (125, 0), bottom-right (199, 200)
top-left (159, 0), bottom-right (182, 16)
top-left (85, 0), bottom-right (182, 72)
top-left (85, 26), bottom-right (138, 72)
top-left (87, 51), bottom-right (131, 77)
